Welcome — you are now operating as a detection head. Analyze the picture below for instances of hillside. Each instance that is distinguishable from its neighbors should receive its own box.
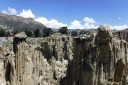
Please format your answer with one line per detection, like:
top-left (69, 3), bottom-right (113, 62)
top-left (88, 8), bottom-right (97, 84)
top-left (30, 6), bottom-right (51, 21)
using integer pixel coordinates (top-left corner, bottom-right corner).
top-left (0, 13), bottom-right (46, 32)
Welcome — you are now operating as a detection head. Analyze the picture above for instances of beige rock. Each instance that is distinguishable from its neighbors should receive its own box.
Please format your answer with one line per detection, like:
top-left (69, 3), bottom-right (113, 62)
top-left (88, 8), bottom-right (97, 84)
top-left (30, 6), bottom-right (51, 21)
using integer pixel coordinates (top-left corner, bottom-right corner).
top-left (0, 28), bottom-right (128, 85)
top-left (15, 32), bottom-right (27, 39)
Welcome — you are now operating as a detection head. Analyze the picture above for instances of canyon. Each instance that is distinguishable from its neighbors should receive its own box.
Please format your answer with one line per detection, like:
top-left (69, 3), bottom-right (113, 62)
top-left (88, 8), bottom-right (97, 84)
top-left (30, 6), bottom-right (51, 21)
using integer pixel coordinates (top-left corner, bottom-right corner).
top-left (0, 25), bottom-right (128, 85)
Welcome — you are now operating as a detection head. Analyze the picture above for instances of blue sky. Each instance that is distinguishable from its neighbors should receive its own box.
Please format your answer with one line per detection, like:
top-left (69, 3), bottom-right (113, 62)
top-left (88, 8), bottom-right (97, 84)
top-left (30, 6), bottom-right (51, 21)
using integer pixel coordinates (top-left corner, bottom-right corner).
top-left (0, 0), bottom-right (128, 30)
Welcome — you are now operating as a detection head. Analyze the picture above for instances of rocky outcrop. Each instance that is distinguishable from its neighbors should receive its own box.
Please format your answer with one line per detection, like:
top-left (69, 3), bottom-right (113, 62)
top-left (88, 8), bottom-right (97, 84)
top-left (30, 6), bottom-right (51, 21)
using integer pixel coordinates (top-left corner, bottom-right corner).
top-left (0, 25), bottom-right (128, 85)
top-left (64, 25), bottom-right (128, 85)
top-left (0, 32), bottom-right (73, 85)
top-left (112, 29), bottom-right (128, 42)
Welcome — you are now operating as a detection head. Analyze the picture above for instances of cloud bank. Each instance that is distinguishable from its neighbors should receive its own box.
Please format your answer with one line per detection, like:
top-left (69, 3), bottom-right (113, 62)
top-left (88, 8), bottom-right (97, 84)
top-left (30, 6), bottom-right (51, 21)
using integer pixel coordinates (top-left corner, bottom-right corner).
top-left (1, 7), bottom-right (128, 30)
top-left (18, 9), bottom-right (35, 18)
top-left (110, 25), bottom-right (128, 30)
top-left (68, 19), bottom-right (97, 29)
top-left (35, 17), bottom-right (67, 28)
top-left (83, 17), bottom-right (96, 24)
top-left (69, 20), bottom-right (83, 29)
top-left (2, 7), bottom-right (17, 15)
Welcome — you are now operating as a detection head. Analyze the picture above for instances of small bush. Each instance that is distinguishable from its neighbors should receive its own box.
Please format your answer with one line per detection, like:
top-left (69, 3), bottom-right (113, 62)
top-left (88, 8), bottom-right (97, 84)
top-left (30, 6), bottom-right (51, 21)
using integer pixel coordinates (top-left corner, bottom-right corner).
top-left (43, 28), bottom-right (54, 37)
top-left (71, 30), bottom-right (78, 36)
top-left (0, 28), bottom-right (6, 37)
top-left (25, 29), bottom-right (33, 37)
top-left (58, 27), bottom-right (68, 34)
top-left (34, 29), bottom-right (41, 37)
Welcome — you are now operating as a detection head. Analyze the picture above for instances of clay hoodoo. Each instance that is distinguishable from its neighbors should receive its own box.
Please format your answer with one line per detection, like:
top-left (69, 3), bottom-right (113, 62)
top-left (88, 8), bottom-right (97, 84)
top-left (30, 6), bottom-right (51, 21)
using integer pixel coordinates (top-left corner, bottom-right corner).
top-left (0, 25), bottom-right (128, 85)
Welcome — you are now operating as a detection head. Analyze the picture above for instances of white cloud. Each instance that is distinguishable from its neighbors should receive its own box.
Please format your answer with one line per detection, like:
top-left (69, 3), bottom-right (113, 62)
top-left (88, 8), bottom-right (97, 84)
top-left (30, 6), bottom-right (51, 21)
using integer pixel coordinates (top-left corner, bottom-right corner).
top-left (69, 20), bottom-right (83, 29)
top-left (84, 23), bottom-right (97, 29)
top-left (2, 7), bottom-right (17, 15)
top-left (69, 19), bottom-right (97, 29)
top-left (19, 9), bottom-right (35, 18)
top-left (69, 17), bottom-right (97, 29)
top-left (83, 17), bottom-right (96, 24)
top-left (35, 17), bottom-right (67, 28)
top-left (2, 7), bottom-right (127, 30)
top-left (110, 25), bottom-right (128, 30)
top-left (2, 10), bottom-right (8, 14)
top-left (8, 7), bottom-right (17, 15)
top-left (35, 17), bottom-right (48, 25)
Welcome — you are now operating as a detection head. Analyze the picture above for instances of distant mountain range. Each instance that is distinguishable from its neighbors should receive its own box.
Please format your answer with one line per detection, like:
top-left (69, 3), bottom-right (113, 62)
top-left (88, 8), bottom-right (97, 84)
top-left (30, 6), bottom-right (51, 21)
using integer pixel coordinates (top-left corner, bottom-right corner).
top-left (0, 13), bottom-right (46, 32)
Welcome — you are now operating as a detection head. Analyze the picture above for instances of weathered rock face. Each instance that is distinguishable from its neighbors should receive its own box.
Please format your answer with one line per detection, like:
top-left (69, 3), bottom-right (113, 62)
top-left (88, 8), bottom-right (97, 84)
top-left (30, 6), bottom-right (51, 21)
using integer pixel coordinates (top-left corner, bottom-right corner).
top-left (64, 25), bottom-right (128, 85)
top-left (0, 25), bottom-right (128, 85)
top-left (0, 32), bottom-right (74, 85)
top-left (112, 29), bottom-right (128, 42)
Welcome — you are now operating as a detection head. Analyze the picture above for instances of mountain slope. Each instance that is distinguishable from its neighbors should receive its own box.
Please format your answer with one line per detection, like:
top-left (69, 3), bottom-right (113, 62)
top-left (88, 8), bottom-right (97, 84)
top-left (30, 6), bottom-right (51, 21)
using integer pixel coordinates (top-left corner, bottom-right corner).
top-left (0, 13), bottom-right (46, 32)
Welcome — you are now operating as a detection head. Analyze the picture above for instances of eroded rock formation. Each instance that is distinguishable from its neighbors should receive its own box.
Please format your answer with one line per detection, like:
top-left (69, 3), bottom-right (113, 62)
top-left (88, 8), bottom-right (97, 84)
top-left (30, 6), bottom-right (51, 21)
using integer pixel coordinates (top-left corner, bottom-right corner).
top-left (0, 25), bottom-right (128, 85)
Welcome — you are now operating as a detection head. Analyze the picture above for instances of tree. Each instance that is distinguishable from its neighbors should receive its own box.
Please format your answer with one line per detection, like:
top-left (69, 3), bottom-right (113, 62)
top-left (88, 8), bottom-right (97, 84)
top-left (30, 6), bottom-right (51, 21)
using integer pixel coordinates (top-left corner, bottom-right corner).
top-left (43, 28), bottom-right (54, 37)
top-left (79, 30), bottom-right (86, 35)
top-left (0, 28), bottom-right (6, 37)
top-left (34, 29), bottom-right (41, 37)
top-left (6, 31), bottom-right (10, 37)
top-left (71, 30), bottom-right (78, 36)
top-left (25, 29), bottom-right (33, 37)
top-left (12, 30), bottom-right (18, 35)
top-left (58, 27), bottom-right (68, 34)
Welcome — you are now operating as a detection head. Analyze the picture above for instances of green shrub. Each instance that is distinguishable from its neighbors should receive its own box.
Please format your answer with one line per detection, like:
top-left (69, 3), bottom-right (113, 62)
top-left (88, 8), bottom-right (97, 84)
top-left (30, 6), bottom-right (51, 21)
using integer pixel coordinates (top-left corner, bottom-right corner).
top-left (0, 28), bottom-right (5, 37)
top-left (25, 29), bottom-right (33, 37)
top-left (43, 28), bottom-right (53, 37)
top-left (34, 29), bottom-right (41, 37)
top-left (58, 27), bottom-right (68, 34)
